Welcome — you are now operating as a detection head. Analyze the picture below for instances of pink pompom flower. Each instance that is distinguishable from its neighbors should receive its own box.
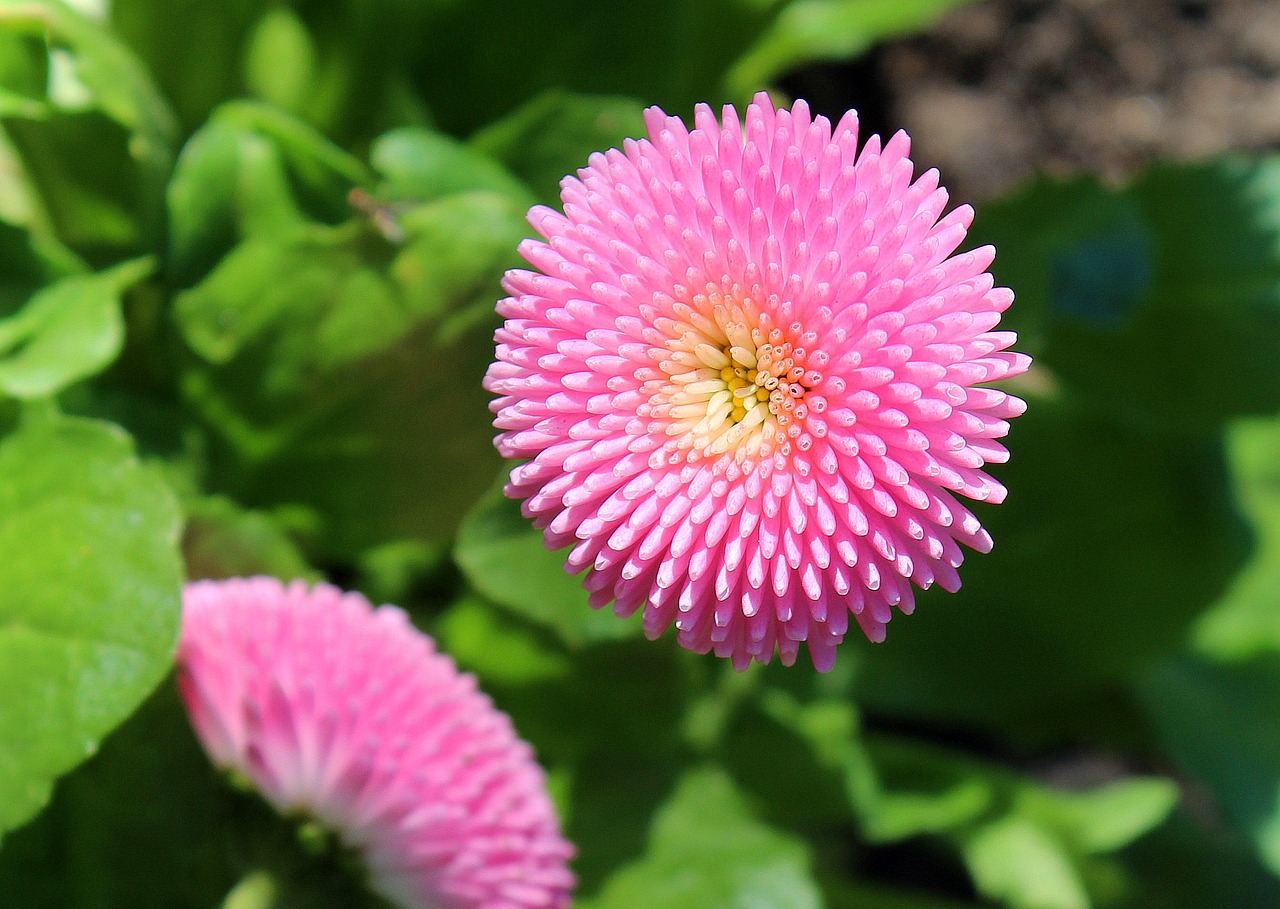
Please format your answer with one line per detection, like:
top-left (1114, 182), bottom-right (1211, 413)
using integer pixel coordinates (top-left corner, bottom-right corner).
top-left (177, 577), bottom-right (575, 909)
top-left (485, 91), bottom-right (1029, 671)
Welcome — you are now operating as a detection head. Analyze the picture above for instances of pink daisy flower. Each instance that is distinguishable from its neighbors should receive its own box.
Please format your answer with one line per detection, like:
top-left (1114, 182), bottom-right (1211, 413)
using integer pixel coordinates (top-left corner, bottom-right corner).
top-left (485, 92), bottom-right (1028, 671)
top-left (177, 577), bottom-right (575, 909)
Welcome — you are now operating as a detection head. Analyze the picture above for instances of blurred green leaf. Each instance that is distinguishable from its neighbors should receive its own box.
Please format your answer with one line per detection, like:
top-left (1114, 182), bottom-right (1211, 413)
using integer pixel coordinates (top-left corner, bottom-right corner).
top-left (0, 404), bottom-right (182, 838)
top-left (175, 189), bottom-right (525, 561)
top-left (243, 7), bottom-right (315, 115)
top-left (1137, 655), bottom-right (1280, 877)
top-left (166, 102), bottom-right (367, 286)
top-left (433, 595), bottom-right (570, 685)
top-left (0, 679), bottom-right (395, 909)
top-left (0, 0), bottom-right (176, 262)
top-left (454, 485), bottom-right (644, 646)
top-left (0, 682), bottom-right (234, 907)
top-left (181, 494), bottom-right (315, 583)
top-left (725, 0), bottom-right (975, 99)
top-left (108, 0), bottom-right (263, 136)
top-left (470, 91), bottom-right (647, 206)
top-left (855, 395), bottom-right (1250, 743)
top-left (0, 28), bottom-right (46, 119)
top-left (374, 126), bottom-right (535, 207)
top-left (1118, 808), bottom-right (1280, 909)
top-left (580, 766), bottom-right (823, 909)
top-left (1193, 416), bottom-right (1280, 659)
top-left (407, 0), bottom-right (760, 136)
top-left (713, 685), bottom-right (876, 828)
top-left (0, 218), bottom-right (82, 314)
top-left (962, 815), bottom-right (1089, 909)
top-left (0, 256), bottom-right (151, 398)
top-left (866, 739), bottom-right (1176, 909)
top-left (974, 157), bottom-right (1280, 430)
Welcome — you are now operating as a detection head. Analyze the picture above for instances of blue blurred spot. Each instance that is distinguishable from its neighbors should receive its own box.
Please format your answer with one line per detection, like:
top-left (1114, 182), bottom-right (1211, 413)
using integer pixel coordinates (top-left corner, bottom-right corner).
top-left (1050, 226), bottom-right (1153, 325)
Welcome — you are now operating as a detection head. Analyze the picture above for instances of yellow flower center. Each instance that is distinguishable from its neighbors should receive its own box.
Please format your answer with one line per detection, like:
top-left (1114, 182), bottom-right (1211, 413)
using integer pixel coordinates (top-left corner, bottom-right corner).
top-left (647, 288), bottom-right (825, 466)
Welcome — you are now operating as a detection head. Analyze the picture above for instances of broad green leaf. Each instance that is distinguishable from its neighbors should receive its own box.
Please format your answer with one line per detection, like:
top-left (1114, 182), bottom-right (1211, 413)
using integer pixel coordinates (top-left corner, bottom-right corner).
top-left (725, 0), bottom-right (976, 99)
top-left (0, 682), bottom-right (234, 907)
top-left (0, 405), bottom-right (182, 837)
top-left (855, 395), bottom-right (1250, 743)
top-left (580, 766), bottom-right (823, 909)
top-left (0, 681), bottom-right (395, 908)
top-left (405, 0), bottom-right (757, 136)
top-left (973, 157), bottom-right (1280, 430)
top-left (1137, 655), bottom-right (1280, 876)
top-left (470, 91), bottom-right (648, 206)
top-left (454, 485), bottom-right (644, 646)
top-left (175, 191), bottom-right (526, 560)
top-left (0, 256), bottom-right (151, 398)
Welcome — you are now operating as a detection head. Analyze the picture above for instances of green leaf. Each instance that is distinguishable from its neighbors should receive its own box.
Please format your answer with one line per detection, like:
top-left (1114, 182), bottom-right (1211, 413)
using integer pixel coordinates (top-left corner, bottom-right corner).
top-left (432, 596), bottom-right (570, 685)
top-left (1193, 416), bottom-right (1280, 659)
top-left (0, 1), bottom-right (176, 262)
top-left (0, 682), bottom-right (235, 907)
top-left (181, 495), bottom-right (315, 584)
top-left (0, 218), bottom-right (82, 314)
top-left (454, 485), bottom-right (644, 646)
top-left (470, 90), bottom-right (648, 206)
top-left (175, 191), bottom-right (526, 560)
top-left (1121, 808), bottom-right (1280, 908)
top-left (243, 8), bottom-right (316, 115)
top-left (961, 815), bottom-right (1090, 909)
top-left (0, 405), bottom-right (182, 838)
top-left (865, 739), bottom-right (1176, 909)
top-left (712, 685), bottom-right (876, 828)
top-left (973, 157), bottom-right (1280, 430)
top-left (0, 257), bottom-right (152, 398)
top-left (580, 766), bottom-right (823, 909)
top-left (724, 0), bottom-right (976, 99)
top-left (373, 127), bottom-right (535, 208)
top-left (166, 102), bottom-right (368, 286)
top-left (107, 0), bottom-right (263, 136)
top-left (0, 680), bottom-right (396, 908)
top-left (405, 0), bottom-right (759, 136)
top-left (1137, 655), bottom-right (1280, 876)
top-left (855, 395), bottom-right (1250, 743)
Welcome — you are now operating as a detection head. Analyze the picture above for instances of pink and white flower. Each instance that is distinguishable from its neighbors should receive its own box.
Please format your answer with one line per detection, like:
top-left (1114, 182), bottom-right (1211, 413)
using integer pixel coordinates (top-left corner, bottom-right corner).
top-left (177, 577), bottom-right (575, 909)
top-left (486, 92), bottom-right (1028, 670)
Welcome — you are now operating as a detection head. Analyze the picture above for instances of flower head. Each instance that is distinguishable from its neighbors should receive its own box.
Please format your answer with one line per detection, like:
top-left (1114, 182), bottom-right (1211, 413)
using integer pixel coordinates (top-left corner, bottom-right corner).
top-left (177, 577), bottom-right (575, 909)
top-left (485, 92), bottom-right (1028, 671)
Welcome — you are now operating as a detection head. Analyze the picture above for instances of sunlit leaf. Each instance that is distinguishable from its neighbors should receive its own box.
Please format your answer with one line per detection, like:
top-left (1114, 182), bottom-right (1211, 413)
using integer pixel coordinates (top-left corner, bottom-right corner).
top-left (0, 257), bottom-right (151, 398)
top-left (725, 0), bottom-right (976, 99)
top-left (0, 405), bottom-right (182, 838)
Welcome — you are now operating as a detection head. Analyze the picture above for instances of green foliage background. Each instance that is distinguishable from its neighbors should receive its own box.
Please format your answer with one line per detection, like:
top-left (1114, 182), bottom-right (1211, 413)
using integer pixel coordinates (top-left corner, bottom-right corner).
top-left (0, 0), bottom-right (1278, 906)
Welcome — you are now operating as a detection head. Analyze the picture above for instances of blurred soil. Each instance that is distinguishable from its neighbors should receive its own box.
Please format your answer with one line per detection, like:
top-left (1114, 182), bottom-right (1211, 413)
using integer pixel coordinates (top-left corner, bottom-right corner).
top-left (786, 0), bottom-right (1280, 201)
